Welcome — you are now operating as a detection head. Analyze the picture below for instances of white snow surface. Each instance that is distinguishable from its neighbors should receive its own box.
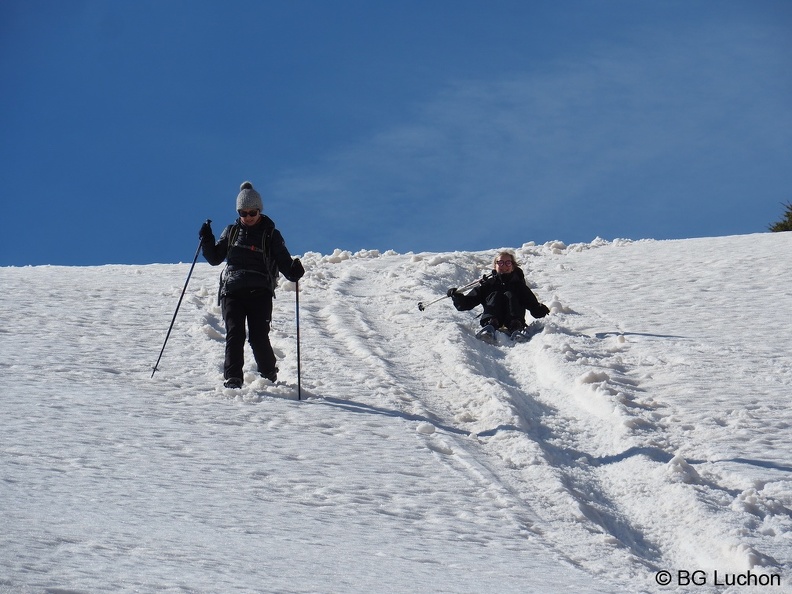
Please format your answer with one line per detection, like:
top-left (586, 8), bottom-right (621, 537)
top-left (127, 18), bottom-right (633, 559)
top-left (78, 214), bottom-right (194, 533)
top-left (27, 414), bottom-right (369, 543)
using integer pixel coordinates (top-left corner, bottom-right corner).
top-left (2, 232), bottom-right (791, 593)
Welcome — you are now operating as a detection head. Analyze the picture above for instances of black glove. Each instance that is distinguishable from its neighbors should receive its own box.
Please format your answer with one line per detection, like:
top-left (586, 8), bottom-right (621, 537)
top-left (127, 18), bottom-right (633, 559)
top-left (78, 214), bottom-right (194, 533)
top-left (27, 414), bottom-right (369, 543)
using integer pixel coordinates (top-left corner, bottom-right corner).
top-left (199, 221), bottom-right (213, 242)
top-left (290, 258), bottom-right (305, 281)
top-left (446, 288), bottom-right (458, 298)
top-left (533, 304), bottom-right (550, 319)
top-left (449, 290), bottom-right (465, 309)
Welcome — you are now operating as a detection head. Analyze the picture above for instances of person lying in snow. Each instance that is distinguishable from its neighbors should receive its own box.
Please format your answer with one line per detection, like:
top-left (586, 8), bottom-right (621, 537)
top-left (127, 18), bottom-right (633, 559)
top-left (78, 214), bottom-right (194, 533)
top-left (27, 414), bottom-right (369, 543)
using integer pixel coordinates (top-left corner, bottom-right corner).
top-left (447, 250), bottom-right (550, 343)
top-left (199, 181), bottom-right (304, 389)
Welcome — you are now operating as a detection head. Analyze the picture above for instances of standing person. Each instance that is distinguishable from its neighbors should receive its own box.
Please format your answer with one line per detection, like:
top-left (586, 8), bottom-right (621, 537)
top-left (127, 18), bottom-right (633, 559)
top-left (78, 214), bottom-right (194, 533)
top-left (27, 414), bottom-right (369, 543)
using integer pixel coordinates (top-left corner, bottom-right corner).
top-left (448, 251), bottom-right (550, 342)
top-left (199, 181), bottom-right (305, 388)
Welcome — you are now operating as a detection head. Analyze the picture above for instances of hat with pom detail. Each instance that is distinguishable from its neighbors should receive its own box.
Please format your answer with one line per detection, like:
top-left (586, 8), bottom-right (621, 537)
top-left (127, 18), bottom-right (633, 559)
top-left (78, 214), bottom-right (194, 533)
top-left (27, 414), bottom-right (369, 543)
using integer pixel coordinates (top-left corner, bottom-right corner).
top-left (236, 181), bottom-right (263, 212)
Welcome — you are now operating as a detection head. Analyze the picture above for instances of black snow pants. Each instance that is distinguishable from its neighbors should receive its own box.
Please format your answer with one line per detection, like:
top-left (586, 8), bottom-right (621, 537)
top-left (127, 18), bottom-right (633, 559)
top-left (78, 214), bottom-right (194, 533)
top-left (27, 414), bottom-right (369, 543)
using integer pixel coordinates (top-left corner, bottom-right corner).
top-left (221, 292), bottom-right (276, 381)
top-left (481, 290), bottom-right (526, 329)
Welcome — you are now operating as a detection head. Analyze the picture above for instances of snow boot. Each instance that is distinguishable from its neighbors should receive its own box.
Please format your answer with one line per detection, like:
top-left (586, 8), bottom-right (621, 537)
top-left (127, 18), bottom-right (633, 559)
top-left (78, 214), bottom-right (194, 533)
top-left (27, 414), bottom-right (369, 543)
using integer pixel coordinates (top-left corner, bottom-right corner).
top-left (224, 377), bottom-right (243, 389)
top-left (261, 367), bottom-right (278, 383)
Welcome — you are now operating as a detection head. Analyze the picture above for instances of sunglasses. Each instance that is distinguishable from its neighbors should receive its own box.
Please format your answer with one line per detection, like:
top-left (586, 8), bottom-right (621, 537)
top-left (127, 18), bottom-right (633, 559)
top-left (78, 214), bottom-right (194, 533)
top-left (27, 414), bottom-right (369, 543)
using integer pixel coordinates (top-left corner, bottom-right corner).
top-left (238, 209), bottom-right (260, 218)
top-left (496, 260), bottom-right (513, 266)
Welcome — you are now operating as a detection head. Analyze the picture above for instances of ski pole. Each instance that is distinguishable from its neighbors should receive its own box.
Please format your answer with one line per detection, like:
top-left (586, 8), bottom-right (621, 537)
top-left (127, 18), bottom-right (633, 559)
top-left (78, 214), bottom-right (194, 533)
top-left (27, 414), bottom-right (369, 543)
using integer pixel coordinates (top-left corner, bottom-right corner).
top-left (417, 272), bottom-right (494, 311)
top-left (295, 280), bottom-right (302, 400)
top-left (417, 293), bottom-right (450, 312)
top-left (151, 220), bottom-right (210, 378)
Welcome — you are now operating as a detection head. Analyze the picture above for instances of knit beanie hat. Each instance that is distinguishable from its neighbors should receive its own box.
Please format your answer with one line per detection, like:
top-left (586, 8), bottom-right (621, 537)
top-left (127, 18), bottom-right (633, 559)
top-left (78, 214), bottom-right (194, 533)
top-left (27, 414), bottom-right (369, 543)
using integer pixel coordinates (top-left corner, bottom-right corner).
top-left (236, 181), bottom-right (263, 211)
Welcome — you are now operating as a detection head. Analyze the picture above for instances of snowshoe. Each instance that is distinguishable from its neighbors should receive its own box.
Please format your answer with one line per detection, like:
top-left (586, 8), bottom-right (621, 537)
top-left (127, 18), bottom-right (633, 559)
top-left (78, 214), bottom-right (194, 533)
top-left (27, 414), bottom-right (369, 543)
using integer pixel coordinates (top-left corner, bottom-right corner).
top-left (510, 329), bottom-right (531, 343)
top-left (475, 324), bottom-right (498, 345)
top-left (510, 321), bottom-right (543, 343)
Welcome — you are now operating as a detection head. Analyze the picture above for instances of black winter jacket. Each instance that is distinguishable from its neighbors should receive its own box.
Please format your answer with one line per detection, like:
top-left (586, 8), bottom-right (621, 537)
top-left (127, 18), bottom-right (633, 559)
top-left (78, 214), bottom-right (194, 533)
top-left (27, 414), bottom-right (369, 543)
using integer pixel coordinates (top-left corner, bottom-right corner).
top-left (201, 215), bottom-right (299, 298)
top-left (452, 267), bottom-right (547, 319)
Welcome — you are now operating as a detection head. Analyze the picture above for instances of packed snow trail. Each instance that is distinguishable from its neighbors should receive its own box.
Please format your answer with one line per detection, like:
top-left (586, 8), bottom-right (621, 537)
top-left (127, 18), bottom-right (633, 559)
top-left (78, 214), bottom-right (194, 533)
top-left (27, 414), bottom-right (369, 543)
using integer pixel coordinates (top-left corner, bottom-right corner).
top-left (281, 235), bottom-right (792, 590)
top-left (1, 232), bottom-right (790, 593)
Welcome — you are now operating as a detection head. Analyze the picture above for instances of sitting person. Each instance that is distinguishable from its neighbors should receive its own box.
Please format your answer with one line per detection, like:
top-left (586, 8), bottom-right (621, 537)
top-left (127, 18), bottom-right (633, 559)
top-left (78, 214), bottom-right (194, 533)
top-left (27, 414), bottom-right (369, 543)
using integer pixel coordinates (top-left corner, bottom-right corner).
top-left (448, 251), bottom-right (549, 342)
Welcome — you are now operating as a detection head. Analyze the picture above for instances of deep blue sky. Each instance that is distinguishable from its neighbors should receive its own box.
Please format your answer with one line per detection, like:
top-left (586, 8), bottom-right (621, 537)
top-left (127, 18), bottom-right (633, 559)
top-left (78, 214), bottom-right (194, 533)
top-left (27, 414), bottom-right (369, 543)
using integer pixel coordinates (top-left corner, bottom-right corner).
top-left (2, 0), bottom-right (791, 266)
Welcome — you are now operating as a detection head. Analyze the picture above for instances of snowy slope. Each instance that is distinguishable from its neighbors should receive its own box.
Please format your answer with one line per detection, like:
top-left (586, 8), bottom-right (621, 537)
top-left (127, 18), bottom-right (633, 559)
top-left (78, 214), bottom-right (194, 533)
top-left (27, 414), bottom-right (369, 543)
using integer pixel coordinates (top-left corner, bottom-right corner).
top-left (1, 232), bottom-right (791, 593)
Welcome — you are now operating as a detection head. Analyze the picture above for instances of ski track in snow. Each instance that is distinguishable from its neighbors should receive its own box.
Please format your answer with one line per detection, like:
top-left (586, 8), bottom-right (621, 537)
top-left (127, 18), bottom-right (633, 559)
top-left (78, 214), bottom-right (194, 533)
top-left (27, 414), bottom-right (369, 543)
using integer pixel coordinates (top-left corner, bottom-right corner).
top-left (1, 233), bottom-right (791, 593)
